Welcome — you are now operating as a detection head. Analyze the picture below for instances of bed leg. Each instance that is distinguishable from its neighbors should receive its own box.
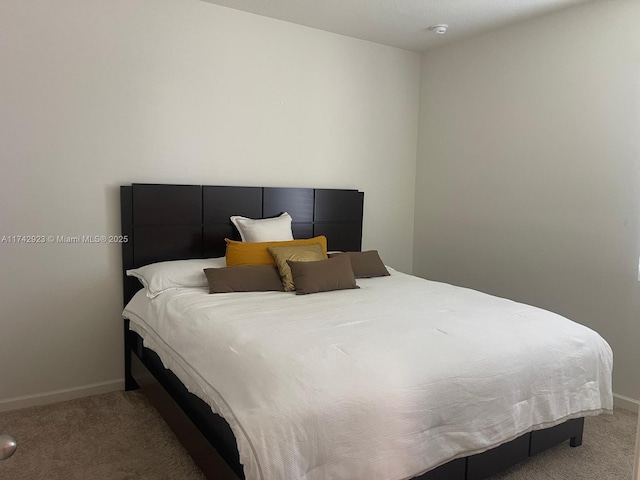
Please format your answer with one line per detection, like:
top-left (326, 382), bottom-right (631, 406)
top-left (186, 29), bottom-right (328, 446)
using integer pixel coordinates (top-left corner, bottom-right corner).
top-left (124, 319), bottom-right (138, 391)
top-left (569, 418), bottom-right (585, 447)
top-left (569, 433), bottom-right (583, 447)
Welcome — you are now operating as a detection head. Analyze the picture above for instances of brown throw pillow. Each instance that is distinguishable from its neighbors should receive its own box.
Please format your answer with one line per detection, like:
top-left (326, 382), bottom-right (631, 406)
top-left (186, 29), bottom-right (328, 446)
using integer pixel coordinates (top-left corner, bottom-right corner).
top-left (329, 250), bottom-right (390, 278)
top-left (287, 254), bottom-right (358, 295)
top-left (203, 265), bottom-right (284, 293)
top-left (267, 243), bottom-right (327, 291)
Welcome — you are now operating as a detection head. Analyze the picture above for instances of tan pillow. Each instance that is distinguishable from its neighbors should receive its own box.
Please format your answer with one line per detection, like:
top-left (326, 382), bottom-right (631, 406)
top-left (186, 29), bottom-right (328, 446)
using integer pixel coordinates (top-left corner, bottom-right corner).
top-left (203, 265), bottom-right (284, 293)
top-left (267, 243), bottom-right (327, 291)
top-left (287, 254), bottom-right (358, 295)
top-left (329, 250), bottom-right (390, 278)
top-left (225, 236), bottom-right (328, 267)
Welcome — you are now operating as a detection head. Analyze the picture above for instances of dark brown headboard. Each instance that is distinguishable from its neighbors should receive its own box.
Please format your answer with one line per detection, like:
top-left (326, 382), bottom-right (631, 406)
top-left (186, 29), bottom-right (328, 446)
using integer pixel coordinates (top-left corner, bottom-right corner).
top-left (121, 184), bottom-right (364, 305)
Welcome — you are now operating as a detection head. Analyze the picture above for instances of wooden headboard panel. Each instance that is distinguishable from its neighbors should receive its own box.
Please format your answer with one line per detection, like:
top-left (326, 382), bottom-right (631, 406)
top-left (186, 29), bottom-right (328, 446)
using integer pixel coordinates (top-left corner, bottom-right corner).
top-left (121, 184), bottom-right (364, 305)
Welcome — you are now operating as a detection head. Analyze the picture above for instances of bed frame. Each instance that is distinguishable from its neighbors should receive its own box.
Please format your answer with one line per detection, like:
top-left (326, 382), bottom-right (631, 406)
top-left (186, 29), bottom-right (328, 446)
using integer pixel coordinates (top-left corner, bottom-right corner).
top-left (121, 183), bottom-right (585, 480)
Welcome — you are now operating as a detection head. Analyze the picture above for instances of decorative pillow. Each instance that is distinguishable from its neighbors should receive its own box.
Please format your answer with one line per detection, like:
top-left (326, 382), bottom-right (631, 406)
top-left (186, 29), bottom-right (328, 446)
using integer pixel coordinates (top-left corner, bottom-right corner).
top-left (287, 254), bottom-right (358, 295)
top-left (267, 243), bottom-right (327, 292)
top-left (329, 250), bottom-right (390, 278)
top-left (230, 212), bottom-right (293, 242)
top-left (225, 236), bottom-right (328, 267)
top-left (127, 257), bottom-right (227, 298)
top-left (204, 265), bottom-right (284, 293)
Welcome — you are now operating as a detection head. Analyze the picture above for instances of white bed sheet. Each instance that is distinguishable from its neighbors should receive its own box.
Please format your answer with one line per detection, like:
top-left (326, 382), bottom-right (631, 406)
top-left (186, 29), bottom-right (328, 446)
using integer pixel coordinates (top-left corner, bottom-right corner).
top-left (123, 269), bottom-right (613, 480)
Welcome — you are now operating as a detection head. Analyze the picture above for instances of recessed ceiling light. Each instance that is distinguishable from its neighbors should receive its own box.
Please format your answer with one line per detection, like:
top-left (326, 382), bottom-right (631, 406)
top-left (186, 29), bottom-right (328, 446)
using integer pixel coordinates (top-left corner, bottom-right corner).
top-left (429, 24), bottom-right (449, 35)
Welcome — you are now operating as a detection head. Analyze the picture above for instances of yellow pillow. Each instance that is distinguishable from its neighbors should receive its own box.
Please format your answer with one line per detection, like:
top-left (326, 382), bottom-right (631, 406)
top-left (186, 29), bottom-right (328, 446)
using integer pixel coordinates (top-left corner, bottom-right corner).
top-left (225, 236), bottom-right (328, 267)
top-left (268, 243), bottom-right (327, 291)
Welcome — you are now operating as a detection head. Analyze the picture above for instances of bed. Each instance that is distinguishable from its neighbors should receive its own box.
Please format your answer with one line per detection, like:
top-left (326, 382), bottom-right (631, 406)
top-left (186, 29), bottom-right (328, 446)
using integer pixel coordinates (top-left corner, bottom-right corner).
top-left (121, 183), bottom-right (613, 480)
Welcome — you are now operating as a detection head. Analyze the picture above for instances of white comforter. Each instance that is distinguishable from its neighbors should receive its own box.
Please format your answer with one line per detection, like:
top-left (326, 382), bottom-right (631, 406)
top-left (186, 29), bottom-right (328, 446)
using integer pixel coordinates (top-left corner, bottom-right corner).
top-left (123, 269), bottom-right (613, 480)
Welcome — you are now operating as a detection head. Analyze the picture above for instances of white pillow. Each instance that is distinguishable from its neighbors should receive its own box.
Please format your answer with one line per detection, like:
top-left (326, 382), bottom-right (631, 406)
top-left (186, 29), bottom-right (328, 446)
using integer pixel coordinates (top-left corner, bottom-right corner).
top-left (230, 212), bottom-right (294, 242)
top-left (127, 257), bottom-right (226, 298)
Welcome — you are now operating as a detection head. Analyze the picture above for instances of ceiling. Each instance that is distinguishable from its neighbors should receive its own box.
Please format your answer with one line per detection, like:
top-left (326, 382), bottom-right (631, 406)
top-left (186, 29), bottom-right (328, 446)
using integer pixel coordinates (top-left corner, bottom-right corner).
top-left (200, 0), bottom-right (594, 52)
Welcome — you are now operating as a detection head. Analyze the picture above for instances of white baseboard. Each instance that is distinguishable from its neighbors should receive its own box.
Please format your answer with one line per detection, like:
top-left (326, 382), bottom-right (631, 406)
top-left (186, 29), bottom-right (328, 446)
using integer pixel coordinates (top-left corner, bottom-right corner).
top-left (614, 393), bottom-right (640, 413)
top-left (0, 379), bottom-right (124, 413)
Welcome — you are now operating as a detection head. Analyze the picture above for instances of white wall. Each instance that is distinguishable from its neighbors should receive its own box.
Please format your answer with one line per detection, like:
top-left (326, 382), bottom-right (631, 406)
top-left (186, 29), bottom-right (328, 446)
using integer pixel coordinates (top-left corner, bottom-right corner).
top-left (0, 0), bottom-right (420, 407)
top-left (415, 0), bottom-right (640, 404)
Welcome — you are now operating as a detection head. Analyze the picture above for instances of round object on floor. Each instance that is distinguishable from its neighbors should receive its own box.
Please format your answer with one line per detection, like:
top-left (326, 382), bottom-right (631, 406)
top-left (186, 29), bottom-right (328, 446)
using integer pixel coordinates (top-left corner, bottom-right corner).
top-left (0, 435), bottom-right (17, 460)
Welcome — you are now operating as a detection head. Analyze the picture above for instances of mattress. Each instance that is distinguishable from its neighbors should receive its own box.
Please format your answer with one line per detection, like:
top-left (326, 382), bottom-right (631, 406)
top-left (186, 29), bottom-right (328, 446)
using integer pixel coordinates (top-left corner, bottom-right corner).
top-left (123, 269), bottom-right (613, 480)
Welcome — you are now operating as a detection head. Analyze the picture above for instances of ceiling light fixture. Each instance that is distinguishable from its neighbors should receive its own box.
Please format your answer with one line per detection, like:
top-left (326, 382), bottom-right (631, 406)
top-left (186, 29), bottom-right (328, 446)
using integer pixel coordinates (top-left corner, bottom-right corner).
top-left (429, 24), bottom-right (449, 35)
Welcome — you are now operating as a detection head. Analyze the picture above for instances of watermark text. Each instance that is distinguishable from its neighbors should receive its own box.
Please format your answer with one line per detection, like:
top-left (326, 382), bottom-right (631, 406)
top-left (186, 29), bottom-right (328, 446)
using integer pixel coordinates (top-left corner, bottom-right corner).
top-left (1, 235), bottom-right (129, 244)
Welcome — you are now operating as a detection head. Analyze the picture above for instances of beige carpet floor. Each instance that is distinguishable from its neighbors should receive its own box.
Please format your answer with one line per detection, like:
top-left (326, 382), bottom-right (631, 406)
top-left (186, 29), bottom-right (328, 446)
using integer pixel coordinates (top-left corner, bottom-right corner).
top-left (0, 391), bottom-right (636, 480)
